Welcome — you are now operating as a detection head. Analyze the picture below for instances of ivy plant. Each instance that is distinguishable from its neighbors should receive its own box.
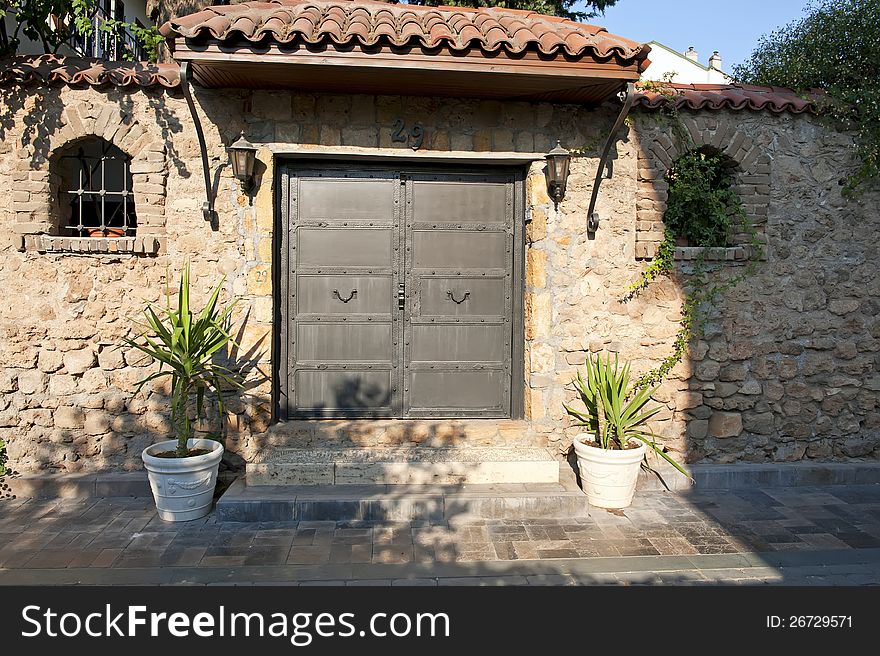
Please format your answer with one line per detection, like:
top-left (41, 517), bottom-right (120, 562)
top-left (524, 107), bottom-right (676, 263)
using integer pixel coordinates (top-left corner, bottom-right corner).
top-left (665, 149), bottom-right (740, 247)
top-left (625, 87), bottom-right (763, 390)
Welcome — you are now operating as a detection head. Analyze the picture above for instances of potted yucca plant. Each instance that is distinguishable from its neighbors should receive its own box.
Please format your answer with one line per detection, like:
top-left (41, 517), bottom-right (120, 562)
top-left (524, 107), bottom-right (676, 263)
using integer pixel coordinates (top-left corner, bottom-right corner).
top-left (564, 353), bottom-right (691, 508)
top-left (125, 263), bottom-right (241, 522)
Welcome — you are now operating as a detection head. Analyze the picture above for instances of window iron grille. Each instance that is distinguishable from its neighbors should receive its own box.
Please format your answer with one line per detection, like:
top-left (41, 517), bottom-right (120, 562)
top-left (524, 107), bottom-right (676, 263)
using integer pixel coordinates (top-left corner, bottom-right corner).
top-left (61, 141), bottom-right (136, 238)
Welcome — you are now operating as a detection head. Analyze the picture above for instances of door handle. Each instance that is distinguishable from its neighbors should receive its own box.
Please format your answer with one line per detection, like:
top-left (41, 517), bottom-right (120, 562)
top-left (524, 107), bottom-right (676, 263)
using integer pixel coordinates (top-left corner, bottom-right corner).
top-left (398, 282), bottom-right (405, 310)
top-left (447, 289), bottom-right (470, 304)
top-left (332, 289), bottom-right (357, 303)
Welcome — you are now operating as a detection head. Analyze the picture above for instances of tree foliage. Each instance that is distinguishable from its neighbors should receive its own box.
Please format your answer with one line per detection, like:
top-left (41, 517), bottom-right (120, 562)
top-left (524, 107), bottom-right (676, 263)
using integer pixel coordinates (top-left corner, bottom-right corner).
top-left (665, 148), bottom-right (742, 248)
top-left (0, 0), bottom-right (163, 61)
top-left (734, 0), bottom-right (880, 190)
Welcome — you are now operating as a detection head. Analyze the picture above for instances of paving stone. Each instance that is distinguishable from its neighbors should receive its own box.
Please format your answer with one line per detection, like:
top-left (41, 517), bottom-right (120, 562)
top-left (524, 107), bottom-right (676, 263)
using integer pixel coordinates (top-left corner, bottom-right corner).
top-left (4, 485), bottom-right (880, 586)
top-left (286, 546), bottom-right (331, 565)
top-left (392, 578), bottom-right (438, 586)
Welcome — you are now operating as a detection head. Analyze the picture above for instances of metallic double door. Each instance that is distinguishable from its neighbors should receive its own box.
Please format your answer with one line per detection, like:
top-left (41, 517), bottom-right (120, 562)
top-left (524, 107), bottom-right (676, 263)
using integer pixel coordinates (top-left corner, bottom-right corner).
top-left (278, 165), bottom-right (522, 418)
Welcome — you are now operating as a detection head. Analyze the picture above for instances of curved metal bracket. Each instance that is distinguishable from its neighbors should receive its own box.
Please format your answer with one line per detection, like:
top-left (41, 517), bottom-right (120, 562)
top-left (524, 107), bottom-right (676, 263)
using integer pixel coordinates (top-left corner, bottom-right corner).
top-left (180, 62), bottom-right (215, 223)
top-left (447, 289), bottom-right (470, 304)
top-left (586, 82), bottom-right (635, 235)
top-left (333, 289), bottom-right (357, 303)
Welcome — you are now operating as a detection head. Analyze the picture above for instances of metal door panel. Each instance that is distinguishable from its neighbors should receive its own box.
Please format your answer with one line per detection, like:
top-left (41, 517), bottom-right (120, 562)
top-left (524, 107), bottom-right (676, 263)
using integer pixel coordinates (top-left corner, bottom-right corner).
top-left (403, 171), bottom-right (515, 418)
top-left (411, 230), bottom-right (507, 269)
top-left (417, 277), bottom-right (506, 317)
top-left (296, 323), bottom-right (391, 362)
top-left (281, 169), bottom-right (400, 419)
top-left (408, 370), bottom-right (505, 411)
top-left (297, 227), bottom-right (392, 267)
top-left (412, 180), bottom-right (508, 223)
top-left (410, 324), bottom-right (505, 362)
top-left (280, 166), bottom-right (521, 420)
top-left (298, 178), bottom-right (395, 220)
top-left (297, 275), bottom-right (392, 315)
top-left (295, 369), bottom-right (393, 413)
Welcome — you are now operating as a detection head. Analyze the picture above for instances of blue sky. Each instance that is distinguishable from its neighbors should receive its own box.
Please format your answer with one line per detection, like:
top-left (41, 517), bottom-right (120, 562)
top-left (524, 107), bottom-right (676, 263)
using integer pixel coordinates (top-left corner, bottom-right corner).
top-left (576, 0), bottom-right (813, 72)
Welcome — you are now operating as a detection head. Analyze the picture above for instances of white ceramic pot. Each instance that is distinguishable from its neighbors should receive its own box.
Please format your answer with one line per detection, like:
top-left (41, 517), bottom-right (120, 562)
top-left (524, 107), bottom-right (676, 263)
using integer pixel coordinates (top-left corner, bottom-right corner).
top-left (142, 438), bottom-right (224, 522)
top-left (572, 432), bottom-right (647, 509)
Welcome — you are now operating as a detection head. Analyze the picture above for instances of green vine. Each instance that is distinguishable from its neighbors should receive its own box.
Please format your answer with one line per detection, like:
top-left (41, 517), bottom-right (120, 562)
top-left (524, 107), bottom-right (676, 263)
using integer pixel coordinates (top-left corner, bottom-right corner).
top-left (0, 437), bottom-right (6, 477)
top-left (626, 83), bottom-right (765, 390)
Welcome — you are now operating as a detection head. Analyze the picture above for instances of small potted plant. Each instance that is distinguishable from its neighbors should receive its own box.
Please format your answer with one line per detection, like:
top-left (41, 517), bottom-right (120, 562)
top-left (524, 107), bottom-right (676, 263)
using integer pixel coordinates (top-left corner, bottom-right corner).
top-left (124, 263), bottom-right (241, 522)
top-left (564, 352), bottom-right (691, 509)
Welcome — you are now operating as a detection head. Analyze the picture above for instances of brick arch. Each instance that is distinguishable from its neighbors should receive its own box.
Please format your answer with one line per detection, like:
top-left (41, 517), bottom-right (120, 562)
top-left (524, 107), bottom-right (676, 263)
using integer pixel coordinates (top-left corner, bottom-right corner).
top-left (636, 115), bottom-right (770, 260)
top-left (14, 101), bottom-right (167, 254)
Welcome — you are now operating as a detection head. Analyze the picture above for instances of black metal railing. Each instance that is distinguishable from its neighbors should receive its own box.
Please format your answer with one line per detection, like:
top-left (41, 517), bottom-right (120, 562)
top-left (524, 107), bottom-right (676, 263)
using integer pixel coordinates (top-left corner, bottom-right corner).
top-left (68, 7), bottom-right (148, 62)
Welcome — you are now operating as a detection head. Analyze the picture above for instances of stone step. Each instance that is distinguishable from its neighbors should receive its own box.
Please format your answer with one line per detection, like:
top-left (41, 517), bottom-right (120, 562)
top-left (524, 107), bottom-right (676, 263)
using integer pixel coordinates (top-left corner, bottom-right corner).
top-left (262, 419), bottom-right (542, 449)
top-left (219, 465), bottom-right (587, 522)
top-left (247, 447), bottom-right (559, 486)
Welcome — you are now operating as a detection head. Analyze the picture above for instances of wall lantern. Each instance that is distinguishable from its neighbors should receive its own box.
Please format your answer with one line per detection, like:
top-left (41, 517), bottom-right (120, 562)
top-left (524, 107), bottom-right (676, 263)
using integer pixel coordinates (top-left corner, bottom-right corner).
top-left (228, 133), bottom-right (258, 193)
top-left (545, 140), bottom-right (571, 207)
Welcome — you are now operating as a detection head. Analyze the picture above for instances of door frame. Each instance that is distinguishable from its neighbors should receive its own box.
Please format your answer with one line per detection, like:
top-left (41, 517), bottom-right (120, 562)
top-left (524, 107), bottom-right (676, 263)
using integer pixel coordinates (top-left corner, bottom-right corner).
top-left (274, 159), bottom-right (526, 421)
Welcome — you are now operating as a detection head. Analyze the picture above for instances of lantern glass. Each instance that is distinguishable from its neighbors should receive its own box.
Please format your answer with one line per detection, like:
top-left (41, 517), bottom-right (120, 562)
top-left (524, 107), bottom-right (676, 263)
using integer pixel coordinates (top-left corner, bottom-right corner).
top-left (545, 140), bottom-right (571, 202)
top-left (228, 133), bottom-right (258, 190)
top-left (231, 148), bottom-right (254, 182)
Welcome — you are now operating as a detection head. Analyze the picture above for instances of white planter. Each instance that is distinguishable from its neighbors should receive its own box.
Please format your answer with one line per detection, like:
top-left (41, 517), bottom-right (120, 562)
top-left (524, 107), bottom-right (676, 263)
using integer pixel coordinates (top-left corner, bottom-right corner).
top-left (572, 433), bottom-right (647, 509)
top-left (142, 438), bottom-right (224, 522)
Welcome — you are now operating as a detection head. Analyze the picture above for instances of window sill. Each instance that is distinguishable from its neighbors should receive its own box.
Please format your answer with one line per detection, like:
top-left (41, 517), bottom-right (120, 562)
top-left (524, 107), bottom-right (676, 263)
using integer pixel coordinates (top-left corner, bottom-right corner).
top-left (673, 246), bottom-right (750, 261)
top-left (18, 235), bottom-right (163, 256)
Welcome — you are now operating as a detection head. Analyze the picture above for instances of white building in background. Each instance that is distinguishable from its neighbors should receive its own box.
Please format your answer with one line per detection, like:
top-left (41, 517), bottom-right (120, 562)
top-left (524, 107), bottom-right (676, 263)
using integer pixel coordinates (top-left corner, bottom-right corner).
top-left (641, 41), bottom-right (733, 84)
top-left (2, 0), bottom-right (151, 60)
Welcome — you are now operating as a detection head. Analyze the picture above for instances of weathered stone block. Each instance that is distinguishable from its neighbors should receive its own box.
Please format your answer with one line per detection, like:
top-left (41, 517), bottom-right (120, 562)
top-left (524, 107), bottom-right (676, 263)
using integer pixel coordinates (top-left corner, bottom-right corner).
top-left (526, 206), bottom-right (548, 243)
top-left (526, 249), bottom-right (547, 289)
top-left (718, 363), bottom-right (747, 382)
top-left (63, 349), bottom-right (96, 375)
top-left (708, 412), bottom-right (742, 438)
top-left (84, 411), bottom-right (111, 435)
top-left (54, 406), bottom-right (85, 429)
top-left (687, 419), bottom-right (709, 439)
top-left (17, 369), bottom-right (47, 395)
top-left (530, 342), bottom-right (555, 374)
top-left (774, 442), bottom-right (806, 461)
top-left (743, 412), bottom-right (774, 435)
top-left (98, 347), bottom-right (126, 370)
top-left (694, 360), bottom-right (721, 381)
top-left (48, 374), bottom-right (78, 397)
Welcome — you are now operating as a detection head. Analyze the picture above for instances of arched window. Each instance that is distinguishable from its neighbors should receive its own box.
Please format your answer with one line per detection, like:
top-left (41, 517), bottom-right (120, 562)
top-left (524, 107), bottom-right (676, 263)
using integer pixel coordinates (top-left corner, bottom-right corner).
top-left (664, 146), bottom-right (742, 248)
top-left (58, 138), bottom-right (136, 237)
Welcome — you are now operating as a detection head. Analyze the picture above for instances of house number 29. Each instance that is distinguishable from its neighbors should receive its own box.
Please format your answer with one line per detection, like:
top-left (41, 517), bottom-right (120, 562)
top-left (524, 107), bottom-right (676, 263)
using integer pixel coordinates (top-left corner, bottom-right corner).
top-left (391, 119), bottom-right (425, 150)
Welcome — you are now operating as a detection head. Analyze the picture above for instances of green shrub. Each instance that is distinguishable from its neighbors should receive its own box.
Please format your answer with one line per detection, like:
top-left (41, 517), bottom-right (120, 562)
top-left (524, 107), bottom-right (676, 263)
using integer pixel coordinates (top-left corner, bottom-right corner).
top-left (564, 353), bottom-right (690, 479)
top-left (124, 264), bottom-right (241, 458)
top-left (664, 149), bottom-right (742, 247)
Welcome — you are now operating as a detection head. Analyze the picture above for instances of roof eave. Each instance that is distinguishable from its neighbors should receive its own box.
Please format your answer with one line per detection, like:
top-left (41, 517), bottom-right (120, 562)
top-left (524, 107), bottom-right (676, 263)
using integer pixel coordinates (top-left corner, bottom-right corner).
top-left (171, 39), bottom-right (641, 104)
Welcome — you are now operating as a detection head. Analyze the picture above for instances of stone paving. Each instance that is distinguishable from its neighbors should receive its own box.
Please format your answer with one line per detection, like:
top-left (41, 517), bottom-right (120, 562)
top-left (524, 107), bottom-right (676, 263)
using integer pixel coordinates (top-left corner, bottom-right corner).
top-left (1, 485), bottom-right (880, 585)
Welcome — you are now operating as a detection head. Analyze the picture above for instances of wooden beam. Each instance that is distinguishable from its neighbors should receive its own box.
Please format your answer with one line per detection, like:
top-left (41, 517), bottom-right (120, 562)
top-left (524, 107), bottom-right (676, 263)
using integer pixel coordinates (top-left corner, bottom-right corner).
top-left (173, 42), bottom-right (642, 82)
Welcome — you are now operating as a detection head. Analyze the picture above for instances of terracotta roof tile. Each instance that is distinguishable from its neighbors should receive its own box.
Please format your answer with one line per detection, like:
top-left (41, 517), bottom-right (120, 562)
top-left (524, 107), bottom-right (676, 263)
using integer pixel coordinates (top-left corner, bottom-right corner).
top-left (635, 82), bottom-right (818, 114)
top-left (159, 0), bottom-right (650, 64)
top-left (0, 54), bottom-right (179, 88)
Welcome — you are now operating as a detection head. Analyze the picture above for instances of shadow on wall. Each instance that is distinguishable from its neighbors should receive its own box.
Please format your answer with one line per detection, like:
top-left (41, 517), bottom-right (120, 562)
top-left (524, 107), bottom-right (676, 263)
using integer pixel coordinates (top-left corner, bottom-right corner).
top-left (0, 85), bottom-right (191, 178)
top-left (1, 306), bottom-right (270, 476)
top-left (629, 111), bottom-right (880, 467)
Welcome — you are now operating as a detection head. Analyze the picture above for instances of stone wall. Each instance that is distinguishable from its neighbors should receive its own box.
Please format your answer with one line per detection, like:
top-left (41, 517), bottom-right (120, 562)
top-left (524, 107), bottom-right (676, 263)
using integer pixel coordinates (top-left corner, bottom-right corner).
top-left (0, 82), bottom-right (878, 474)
